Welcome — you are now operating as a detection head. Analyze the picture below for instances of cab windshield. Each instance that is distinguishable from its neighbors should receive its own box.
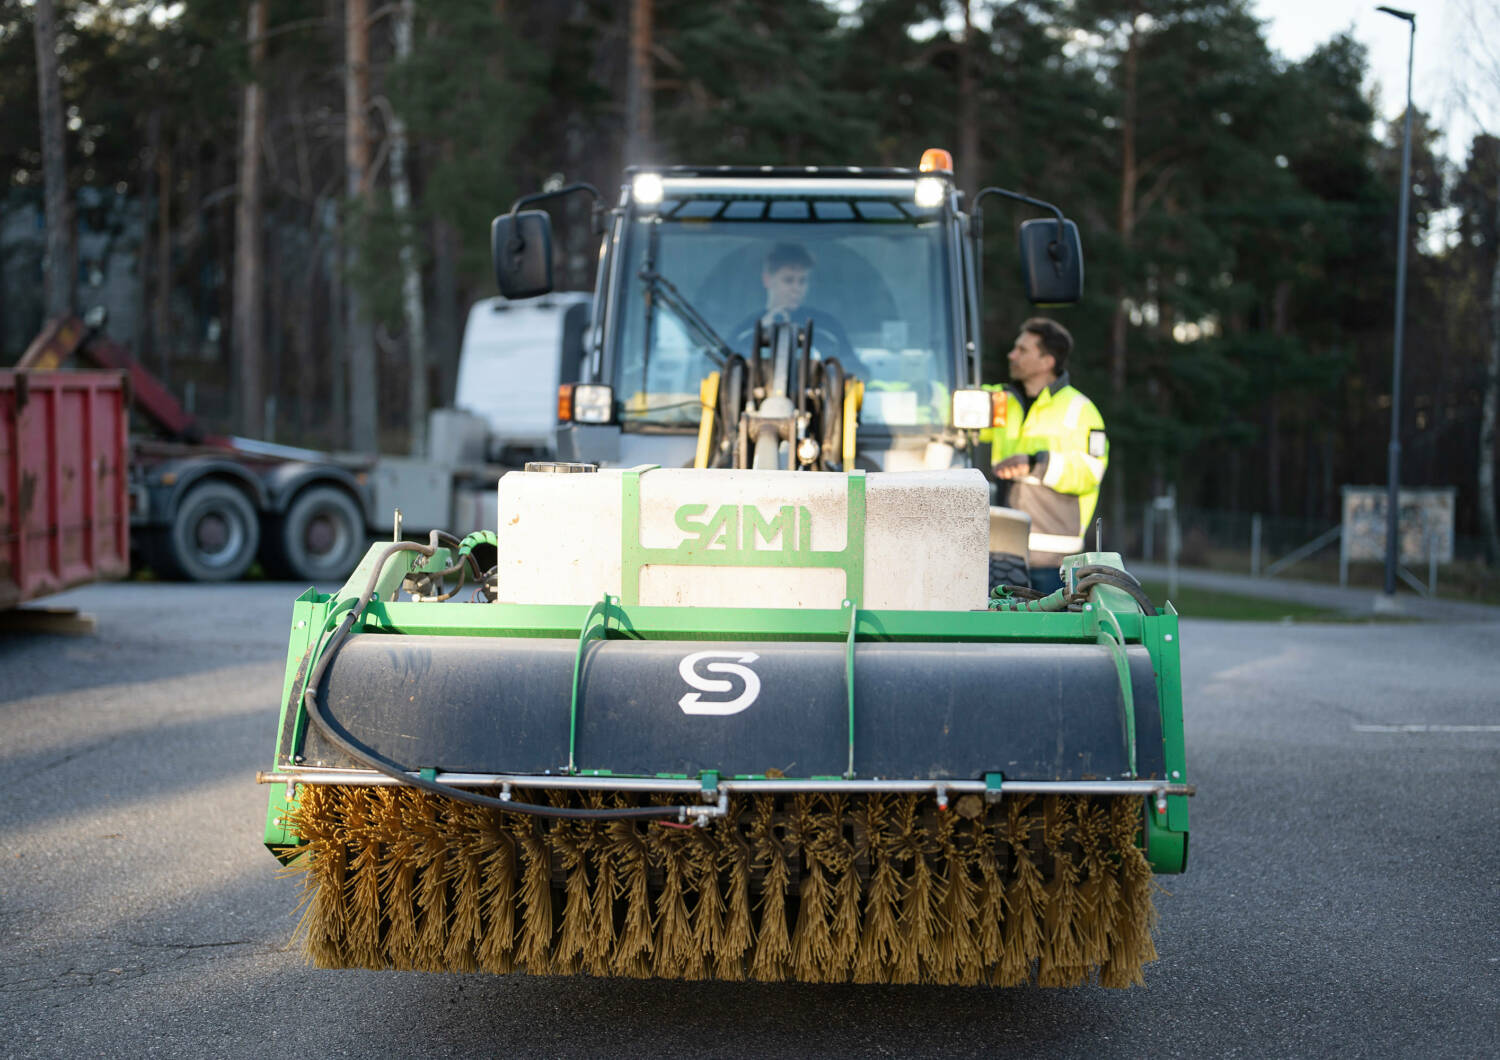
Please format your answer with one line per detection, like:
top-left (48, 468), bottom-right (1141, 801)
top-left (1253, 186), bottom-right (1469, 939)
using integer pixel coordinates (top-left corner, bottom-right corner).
top-left (609, 190), bottom-right (958, 430)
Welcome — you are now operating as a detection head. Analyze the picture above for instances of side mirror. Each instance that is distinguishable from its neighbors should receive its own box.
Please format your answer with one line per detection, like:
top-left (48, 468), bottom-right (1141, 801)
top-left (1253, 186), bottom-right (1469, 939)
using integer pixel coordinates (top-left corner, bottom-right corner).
top-left (1018, 218), bottom-right (1083, 306)
top-left (491, 210), bottom-right (554, 299)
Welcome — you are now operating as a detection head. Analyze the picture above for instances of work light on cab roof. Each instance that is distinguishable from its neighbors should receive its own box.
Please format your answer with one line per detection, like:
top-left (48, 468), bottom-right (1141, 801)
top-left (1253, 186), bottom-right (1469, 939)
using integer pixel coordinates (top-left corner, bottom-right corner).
top-left (915, 148), bottom-right (953, 207)
top-left (632, 171), bottom-right (664, 206)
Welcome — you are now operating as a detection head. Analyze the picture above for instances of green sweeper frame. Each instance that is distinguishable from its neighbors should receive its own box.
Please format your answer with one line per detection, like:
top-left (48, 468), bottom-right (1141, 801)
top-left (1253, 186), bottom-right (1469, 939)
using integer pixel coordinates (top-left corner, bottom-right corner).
top-left (260, 520), bottom-right (1191, 875)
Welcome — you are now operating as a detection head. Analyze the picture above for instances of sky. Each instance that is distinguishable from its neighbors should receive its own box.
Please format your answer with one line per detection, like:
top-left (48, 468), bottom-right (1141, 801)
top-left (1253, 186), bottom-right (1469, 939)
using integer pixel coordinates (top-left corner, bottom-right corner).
top-left (1252, 0), bottom-right (1493, 161)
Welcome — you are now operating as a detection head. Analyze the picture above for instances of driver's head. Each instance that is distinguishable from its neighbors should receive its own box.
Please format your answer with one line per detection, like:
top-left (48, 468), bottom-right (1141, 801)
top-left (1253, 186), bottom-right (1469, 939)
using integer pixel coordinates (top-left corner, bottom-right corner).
top-left (762, 243), bottom-right (814, 314)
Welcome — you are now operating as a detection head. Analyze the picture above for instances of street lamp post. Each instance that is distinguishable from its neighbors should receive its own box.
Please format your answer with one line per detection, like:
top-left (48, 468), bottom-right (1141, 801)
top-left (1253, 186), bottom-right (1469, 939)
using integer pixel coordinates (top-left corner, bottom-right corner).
top-left (1377, 5), bottom-right (1415, 601)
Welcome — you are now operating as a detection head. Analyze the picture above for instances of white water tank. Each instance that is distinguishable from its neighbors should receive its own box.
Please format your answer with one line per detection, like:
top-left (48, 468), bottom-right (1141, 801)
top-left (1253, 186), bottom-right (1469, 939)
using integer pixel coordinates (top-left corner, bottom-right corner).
top-left (494, 466), bottom-right (989, 611)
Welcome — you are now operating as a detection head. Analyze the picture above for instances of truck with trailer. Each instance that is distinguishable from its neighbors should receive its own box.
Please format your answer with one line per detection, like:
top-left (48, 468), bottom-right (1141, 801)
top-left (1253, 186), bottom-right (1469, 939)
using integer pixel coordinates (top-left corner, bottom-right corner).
top-left (259, 148), bottom-right (1193, 987)
top-left (18, 298), bottom-right (587, 584)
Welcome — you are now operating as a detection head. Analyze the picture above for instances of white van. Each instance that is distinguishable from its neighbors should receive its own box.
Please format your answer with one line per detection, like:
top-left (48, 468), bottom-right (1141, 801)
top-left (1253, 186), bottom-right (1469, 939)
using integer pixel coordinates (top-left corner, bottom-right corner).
top-left (452, 292), bottom-right (592, 463)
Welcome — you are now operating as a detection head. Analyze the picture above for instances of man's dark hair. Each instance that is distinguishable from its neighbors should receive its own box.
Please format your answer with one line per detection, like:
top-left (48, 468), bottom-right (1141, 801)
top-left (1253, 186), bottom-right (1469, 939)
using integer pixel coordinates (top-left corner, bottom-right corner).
top-left (765, 242), bottom-right (815, 273)
top-left (1022, 316), bottom-right (1073, 373)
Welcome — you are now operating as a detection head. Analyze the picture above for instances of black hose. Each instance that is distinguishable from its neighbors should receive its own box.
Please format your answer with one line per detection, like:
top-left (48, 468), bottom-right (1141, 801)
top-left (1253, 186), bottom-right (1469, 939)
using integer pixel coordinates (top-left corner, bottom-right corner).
top-left (989, 584), bottom-right (1044, 601)
top-left (296, 535), bottom-right (694, 821)
top-left (407, 529), bottom-right (487, 602)
top-left (795, 323), bottom-right (812, 423)
top-left (1071, 572), bottom-right (1158, 614)
top-left (1007, 586), bottom-right (1047, 600)
top-left (421, 528), bottom-right (485, 585)
top-left (716, 355), bottom-right (747, 468)
top-left (820, 358), bottom-right (845, 470)
top-left (1071, 563), bottom-right (1144, 588)
top-left (750, 319), bottom-right (766, 392)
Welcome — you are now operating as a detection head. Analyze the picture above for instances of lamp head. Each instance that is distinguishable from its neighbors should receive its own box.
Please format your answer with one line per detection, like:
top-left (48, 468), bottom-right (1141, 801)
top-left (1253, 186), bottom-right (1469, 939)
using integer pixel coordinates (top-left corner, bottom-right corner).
top-left (1375, 6), bottom-right (1415, 22)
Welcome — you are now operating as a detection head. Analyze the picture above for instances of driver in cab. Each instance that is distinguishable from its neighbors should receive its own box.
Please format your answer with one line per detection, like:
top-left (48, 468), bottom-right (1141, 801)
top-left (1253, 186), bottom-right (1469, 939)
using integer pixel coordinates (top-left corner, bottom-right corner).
top-left (734, 242), bottom-right (858, 370)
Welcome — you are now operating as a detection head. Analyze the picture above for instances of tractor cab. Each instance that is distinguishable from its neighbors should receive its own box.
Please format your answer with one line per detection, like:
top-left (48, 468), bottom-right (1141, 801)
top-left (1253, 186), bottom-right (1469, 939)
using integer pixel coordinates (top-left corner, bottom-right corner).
top-left (492, 151), bottom-right (1082, 473)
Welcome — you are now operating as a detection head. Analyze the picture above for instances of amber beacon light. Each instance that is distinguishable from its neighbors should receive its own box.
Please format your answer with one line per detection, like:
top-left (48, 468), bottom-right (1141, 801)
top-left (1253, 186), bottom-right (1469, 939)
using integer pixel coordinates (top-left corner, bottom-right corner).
top-left (919, 148), bottom-right (953, 172)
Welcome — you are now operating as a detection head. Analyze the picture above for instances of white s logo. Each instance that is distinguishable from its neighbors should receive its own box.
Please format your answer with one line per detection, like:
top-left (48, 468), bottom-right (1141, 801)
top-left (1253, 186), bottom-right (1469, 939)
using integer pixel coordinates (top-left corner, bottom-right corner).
top-left (677, 651), bottom-right (762, 716)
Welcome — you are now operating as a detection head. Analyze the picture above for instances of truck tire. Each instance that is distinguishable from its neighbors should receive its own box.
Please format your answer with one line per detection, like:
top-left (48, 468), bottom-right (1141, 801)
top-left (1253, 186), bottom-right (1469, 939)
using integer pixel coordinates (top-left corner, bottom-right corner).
top-left (988, 550), bottom-right (1029, 593)
top-left (268, 485), bottom-right (366, 584)
top-left (154, 480), bottom-right (261, 582)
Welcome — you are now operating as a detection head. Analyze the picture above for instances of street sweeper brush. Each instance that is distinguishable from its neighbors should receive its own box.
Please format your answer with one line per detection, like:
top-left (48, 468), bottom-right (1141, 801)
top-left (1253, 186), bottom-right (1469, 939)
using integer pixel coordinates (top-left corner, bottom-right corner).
top-left (260, 465), bottom-right (1191, 986)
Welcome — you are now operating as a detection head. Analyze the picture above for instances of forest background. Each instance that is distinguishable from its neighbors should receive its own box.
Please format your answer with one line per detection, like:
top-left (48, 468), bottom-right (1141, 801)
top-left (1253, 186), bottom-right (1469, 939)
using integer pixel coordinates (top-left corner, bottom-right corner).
top-left (3, 0), bottom-right (1499, 567)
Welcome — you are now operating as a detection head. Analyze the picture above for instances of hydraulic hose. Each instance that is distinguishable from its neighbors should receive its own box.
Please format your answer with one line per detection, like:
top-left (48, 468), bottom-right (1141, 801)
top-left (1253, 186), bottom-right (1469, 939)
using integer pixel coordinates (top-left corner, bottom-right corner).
top-left (820, 358), bottom-right (845, 470)
top-left (988, 568), bottom-right (1157, 614)
top-left (296, 534), bottom-right (696, 821)
top-left (430, 528), bottom-right (485, 582)
top-left (1070, 572), bottom-right (1157, 614)
top-left (1071, 563), bottom-right (1145, 589)
top-left (405, 528), bottom-right (488, 601)
top-left (989, 588), bottom-right (1070, 612)
top-left (715, 355), bottom-right (747, 468)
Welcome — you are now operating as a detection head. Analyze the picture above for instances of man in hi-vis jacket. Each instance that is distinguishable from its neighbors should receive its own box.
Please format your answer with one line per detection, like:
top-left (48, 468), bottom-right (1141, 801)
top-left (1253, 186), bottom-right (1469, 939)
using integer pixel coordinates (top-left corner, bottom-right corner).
top-left (984, 317), bottom-right (1108, 594)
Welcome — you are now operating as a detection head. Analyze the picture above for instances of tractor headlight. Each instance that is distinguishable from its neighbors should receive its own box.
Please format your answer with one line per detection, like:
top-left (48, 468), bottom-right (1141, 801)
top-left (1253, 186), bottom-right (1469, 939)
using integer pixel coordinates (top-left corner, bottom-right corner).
top-left (951, 388), bottom-right (994, 430)
top-left (914, 177), bottom-right (946, 209)
top-left (632, 173), bottom-right (664, 207)
top-left (571, 383), bottom-right (614, 424)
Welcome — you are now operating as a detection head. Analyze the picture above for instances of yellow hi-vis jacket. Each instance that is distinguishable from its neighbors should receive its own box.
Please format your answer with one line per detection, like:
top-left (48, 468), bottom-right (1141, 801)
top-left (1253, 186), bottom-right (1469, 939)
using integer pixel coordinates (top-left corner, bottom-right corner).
top-left (980, 373), bottom-right (1108, 567)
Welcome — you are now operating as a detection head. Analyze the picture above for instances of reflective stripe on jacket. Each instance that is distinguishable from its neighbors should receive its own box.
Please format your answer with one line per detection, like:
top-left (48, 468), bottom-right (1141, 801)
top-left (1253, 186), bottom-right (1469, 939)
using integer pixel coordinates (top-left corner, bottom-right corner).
top-left (979, 373), bottom-right (1107, 566)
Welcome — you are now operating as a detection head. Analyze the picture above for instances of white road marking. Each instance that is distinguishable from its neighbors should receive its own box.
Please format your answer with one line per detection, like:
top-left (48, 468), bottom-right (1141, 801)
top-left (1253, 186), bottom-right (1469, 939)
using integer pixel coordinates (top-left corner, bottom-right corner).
top-left (1352, 724), bottom-right (1500, 733)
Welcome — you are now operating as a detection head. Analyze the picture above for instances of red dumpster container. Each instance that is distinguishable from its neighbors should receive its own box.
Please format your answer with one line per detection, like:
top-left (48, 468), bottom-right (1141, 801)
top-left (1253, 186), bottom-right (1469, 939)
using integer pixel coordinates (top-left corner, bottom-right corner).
top-left (0, 371), bottom-right (130, 609)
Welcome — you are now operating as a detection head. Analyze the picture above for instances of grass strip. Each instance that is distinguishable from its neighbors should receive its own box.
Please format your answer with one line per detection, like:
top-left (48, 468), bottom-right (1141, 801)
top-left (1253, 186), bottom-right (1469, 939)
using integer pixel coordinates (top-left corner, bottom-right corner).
top-left (1137, 580), bottom-right (1346, 622)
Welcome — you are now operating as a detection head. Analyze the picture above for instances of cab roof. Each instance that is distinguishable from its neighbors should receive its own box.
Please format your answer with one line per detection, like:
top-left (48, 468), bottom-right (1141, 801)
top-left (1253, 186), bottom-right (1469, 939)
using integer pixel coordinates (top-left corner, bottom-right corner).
top-left (626, 164), bottom-right (927, 180)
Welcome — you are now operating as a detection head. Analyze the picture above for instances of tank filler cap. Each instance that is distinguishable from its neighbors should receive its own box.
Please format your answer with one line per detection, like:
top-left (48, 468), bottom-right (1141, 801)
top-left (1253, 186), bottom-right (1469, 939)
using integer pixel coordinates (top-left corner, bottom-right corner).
top-left (524, 461), bottom-right (598, 473)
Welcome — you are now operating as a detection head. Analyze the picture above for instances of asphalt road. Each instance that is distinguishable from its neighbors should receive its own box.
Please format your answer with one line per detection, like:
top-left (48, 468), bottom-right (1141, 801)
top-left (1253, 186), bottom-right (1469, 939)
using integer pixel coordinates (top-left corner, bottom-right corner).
top-left (2, 581), bottom-right (1496, 1059)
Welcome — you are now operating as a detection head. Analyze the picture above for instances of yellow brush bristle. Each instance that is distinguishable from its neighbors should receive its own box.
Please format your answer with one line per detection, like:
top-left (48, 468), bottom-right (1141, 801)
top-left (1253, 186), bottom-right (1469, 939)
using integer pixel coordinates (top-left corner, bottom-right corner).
top-left (551, 815), bottom-right (592, 977)
top-left (285, 787), bottom-right (1161, 987)
top-left (651, 829), bottom-right (698, 980)
top-left (851, 795), bottom-right (901, 984)
top-left (688, 825), bottom-right (726, 980)
top-left (935, 809), bottom-right (984, 986)
top-left (610, 818), bottom-right (654, 978)
top-left (716, 805), bottom-right (755, 980)
top-left (748, 796), bottom-right (791, 981)
top-left (510, 814), bottom-right (554, 974)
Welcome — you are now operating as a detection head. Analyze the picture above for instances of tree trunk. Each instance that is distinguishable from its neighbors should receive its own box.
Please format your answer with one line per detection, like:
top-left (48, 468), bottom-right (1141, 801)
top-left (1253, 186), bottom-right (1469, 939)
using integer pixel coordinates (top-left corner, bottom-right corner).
top-left (154, 125), bottom-right (173, 381)
top-left (215, 149), bottom-right (236, 371)
top-left (1322, 428), bottom-right (1336, 523)
top-left (1479, 170), bottom-right (1500, 565)
top-left (1267, 281), bottom-right (1292, 519)
top-left (957, 0), bottom-right (978, 195)
top-left (432, 216), bottom-right (460, 407)
top-left (345, 0), bottom-right (379, 453)
top-left (143, 111), bottom-right (162, 371)
top-left (1108, 9), bottom-right (1141, 540)
top-left (33, 0), bottom-right (73, 319)
top-left (390, 0), bottom-right (429, 457)
top-left (624, 0), bottom-right (653, 166)
top-left (1112, 11), bottom-right (1139, 400)
top-left (1266, 403), bottom-right (1280, 517)
top-left (233, 0), bottom-right (267, 437)
top-left (328, 206), bottom-right (348, 448)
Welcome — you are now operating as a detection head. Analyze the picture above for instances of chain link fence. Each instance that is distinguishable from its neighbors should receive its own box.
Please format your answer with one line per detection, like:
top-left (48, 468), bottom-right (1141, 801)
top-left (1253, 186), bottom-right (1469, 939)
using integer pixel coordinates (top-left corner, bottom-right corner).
top-left (1128, 498), bottom-right (1498, 602)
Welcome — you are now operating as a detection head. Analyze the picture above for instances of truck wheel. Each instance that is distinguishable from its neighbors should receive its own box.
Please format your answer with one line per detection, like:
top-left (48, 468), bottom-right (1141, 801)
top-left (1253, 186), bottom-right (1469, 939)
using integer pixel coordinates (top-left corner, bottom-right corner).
top-left (157, 481), bottom-right (261, 582)
top-left (988, 550), bottom-right (1029, 593)
top-left (273, 486), bottom-right (365, 583)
